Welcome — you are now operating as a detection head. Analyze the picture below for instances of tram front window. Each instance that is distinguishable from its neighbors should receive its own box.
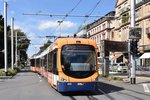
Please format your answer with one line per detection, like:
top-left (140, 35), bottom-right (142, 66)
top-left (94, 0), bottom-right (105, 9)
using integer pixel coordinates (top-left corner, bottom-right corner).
top-left (61, 45), bottom-right (96, 78)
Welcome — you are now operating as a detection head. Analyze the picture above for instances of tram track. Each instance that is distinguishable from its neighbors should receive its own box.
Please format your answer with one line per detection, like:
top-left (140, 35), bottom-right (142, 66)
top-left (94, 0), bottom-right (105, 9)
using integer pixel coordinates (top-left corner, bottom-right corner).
top-left (97, 88), bottom-right (116, 100)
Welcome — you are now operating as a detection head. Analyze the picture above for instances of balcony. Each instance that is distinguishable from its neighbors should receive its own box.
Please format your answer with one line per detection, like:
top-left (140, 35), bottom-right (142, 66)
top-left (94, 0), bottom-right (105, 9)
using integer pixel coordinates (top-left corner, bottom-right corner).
top-left (119, 6), bottom-right (129, 14)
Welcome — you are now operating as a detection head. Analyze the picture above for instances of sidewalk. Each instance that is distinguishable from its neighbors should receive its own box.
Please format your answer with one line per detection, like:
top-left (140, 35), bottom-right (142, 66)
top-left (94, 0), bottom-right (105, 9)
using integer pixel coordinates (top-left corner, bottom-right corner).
top-left (100, 70), bottom-right (150, 84)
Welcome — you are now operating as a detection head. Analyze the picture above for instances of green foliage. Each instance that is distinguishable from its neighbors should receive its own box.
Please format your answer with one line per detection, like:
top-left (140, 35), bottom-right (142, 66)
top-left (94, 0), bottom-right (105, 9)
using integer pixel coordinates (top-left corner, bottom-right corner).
top-left (0, 14), bottom-right (30, 68)
top-left (7, 69), bottom-right (17, 76)
top-left (0, 15), bottom-right (4, 68)
top-left (0, 70), bottom-right (6, 76)
top-left (122, 13), bottom-right (129, 24)
top-left (15, 29), bottom-right (30, 65)
top-left (37, 40), bottom-right (52, 54)
top-left (14, 67), bottom-right (20, 72)
top-left (0, 67), bottom-right (20, 76)
top-left (7, 67), bottom-right (21, 76)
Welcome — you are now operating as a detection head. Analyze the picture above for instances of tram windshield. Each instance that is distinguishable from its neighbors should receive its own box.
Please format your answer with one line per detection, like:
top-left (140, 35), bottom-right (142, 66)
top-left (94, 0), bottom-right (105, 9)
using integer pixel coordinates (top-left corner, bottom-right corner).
top-left (61, 44), bottom-right (96, 78)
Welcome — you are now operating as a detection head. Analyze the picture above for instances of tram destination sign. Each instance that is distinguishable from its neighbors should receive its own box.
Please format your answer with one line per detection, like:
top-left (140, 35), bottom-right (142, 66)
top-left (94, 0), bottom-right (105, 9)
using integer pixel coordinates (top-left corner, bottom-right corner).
top-left (63, 44), bottom-right (94, 51)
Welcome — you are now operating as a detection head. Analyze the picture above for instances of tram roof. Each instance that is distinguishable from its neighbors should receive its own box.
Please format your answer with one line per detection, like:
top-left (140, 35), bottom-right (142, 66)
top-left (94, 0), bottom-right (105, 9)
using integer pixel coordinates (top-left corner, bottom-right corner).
top-left (32, 37), bottom-right (97, 59)
top-left (54, 37), bottom-right (97, 47)
top-left (33, 44), bottom-right (51, 59)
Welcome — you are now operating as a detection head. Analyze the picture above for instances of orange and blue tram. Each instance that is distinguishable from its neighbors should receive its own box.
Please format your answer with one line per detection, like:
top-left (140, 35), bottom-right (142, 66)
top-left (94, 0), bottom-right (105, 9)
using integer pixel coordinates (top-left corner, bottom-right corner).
top-left (30, 37), bottom-right (99, 92)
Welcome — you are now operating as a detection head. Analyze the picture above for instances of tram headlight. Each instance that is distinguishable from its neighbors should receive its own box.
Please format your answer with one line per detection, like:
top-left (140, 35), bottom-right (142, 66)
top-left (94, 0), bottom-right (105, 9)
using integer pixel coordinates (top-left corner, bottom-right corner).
top-left (92, 77), bottom-right (98, 82)
top-left (60, 77), bottom-right (67, 82)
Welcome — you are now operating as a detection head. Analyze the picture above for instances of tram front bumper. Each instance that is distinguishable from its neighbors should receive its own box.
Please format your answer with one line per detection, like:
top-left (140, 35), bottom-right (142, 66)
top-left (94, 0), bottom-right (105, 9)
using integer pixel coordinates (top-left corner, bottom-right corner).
top-left (57, 82), bottom-right (97, 92)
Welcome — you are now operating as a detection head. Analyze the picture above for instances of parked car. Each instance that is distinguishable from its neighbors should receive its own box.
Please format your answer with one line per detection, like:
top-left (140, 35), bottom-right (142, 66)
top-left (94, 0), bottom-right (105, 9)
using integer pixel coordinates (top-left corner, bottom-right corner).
top-left (117, 63), bottom-right (128, 72)
top-left (111, 63), bottom-right (128, 72)
top-left (112, 63), bottom-right (118, 71)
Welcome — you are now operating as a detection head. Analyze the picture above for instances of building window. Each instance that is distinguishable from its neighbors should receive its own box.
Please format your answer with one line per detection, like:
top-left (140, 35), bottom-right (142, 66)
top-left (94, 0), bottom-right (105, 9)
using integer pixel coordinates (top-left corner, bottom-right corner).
top-left (148, 3), bottom-right (150, 12)
top-left (90, 29), bottom-right (92, 34)
top-left (99, 26), bottom-right (101, 31)
top-left (135, 9), bottom-right (139, 18)
top-left (119, 29), bottom-right (121, 38)
top-left (103, 24), bottom-right (106, 30)
top-left (99, 34), bottom-right (101, 40)
top-left (88, 32), bottom-right (90, 37)
top-left (119, 29), bottom-right (121, 32)
top-left (136, 23), bottom-right (139, 27)
top-left (111, 32), bottom-right (114, 39)
top-left (102, 32), bottom-right (105, 40)
top-left (118, 6), bottom-right (121, 10)
top-left (124, 2), bottom-right (127, 6)
top-left (136, 0), bottom-right (142, 4)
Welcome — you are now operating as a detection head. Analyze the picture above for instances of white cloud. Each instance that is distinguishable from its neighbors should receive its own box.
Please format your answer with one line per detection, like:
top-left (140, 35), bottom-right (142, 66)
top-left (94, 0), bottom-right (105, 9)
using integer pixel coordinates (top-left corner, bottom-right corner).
top-left (38, 20), bottom-right (76, 30)
top-left (14, 24), bottom-right (21, 30)
top-left (27, 32), bottom-right (37, 40)
top-left (14, 23), bottom-right (33, 33)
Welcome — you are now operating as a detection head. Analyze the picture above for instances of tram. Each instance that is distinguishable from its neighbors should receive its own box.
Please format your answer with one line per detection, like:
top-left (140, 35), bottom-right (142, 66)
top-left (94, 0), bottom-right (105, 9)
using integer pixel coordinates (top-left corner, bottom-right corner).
top-left (30, 37), bottom-right (99, 92)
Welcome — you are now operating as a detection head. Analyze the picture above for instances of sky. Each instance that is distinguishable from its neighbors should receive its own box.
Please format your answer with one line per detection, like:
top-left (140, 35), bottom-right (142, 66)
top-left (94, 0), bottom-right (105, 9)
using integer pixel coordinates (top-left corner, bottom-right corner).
top-left (0, 0), bottom-right (116, 57)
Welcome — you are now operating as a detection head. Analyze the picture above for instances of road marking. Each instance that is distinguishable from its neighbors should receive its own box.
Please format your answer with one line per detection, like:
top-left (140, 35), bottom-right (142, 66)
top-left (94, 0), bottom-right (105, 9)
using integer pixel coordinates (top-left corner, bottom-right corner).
top-left (98, 89), bottom-right (107, 95)
top-left (37, 74), bottom-right (42, 82)
top-left (142, 84), bottom-right (150, 93)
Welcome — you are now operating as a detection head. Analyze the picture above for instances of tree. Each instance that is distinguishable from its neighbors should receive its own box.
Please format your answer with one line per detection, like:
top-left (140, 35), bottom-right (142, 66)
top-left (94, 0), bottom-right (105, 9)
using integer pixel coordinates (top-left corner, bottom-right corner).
top-left (12, 29), bottom-right (30, 67)
top-left (0, 14), bottom-right (30, 69)
top-left (37, 40), bottom-right (52, 54)
top-left (0, 15), bottom-right (11, 68)
top-left (0, 15), bottom-right (4, 68)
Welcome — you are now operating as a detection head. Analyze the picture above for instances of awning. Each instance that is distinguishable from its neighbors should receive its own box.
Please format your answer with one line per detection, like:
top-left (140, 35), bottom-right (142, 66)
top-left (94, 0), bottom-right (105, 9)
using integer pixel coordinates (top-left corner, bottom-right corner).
top-left (111, 54), bottom-right (123, 61)
top-left (140, 52), bottom-right (150, 59)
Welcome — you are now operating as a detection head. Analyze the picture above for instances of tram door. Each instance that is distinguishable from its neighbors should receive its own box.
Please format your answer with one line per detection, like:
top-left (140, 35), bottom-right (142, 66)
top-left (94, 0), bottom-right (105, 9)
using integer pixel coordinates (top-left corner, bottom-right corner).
top-left (52, 49), bottom-right (58, 86)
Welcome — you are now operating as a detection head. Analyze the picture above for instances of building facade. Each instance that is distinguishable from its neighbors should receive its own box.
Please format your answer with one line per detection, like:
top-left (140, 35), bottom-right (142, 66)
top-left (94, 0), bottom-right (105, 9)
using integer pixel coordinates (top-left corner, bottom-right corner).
top-left (114, 0), bottom-right (150, 67)
top-left (75, 24), bottom-right (87, 38)
top-left (87, 11), bottom-right (115, 58)
top-left (86, 0), bottom-right (150, 69)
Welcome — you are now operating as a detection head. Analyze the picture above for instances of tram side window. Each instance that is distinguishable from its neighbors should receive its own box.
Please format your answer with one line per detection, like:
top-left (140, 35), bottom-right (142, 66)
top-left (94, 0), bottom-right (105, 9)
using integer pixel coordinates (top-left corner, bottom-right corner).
top-left (36, 58), bottom-right (40, 67)
top-left (40, 59), bottom-right (42, 67)
top-left (52, 49), bottom-right (58, 75)
top-left (48, 52), bottom-right (53, 72)
top-left (44, 55), bottom-right (47, 71)
top-left (30, 59), bottom-right (35, 66)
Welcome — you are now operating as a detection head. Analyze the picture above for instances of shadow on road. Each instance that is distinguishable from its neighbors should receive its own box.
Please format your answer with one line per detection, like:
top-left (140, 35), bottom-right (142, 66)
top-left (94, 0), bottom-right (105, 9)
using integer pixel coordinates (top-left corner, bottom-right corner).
top-left (61, 81), bottom-right (124, 100)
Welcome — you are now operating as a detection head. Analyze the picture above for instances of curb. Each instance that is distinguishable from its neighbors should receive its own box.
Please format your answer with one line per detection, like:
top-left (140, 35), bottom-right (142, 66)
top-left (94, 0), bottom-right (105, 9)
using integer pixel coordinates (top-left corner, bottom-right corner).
top-left (100, 75), bottom-right (150, 83)
top-left (108, 76), bottom-right (150, 83)
top-left (0, 76), bottom-right (13, 79)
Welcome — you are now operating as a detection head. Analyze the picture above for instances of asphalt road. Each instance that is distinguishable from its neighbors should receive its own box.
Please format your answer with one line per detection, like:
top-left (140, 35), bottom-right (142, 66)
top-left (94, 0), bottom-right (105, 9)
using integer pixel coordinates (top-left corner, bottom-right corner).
top-left (0, 71), bottom-right (150, 100)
